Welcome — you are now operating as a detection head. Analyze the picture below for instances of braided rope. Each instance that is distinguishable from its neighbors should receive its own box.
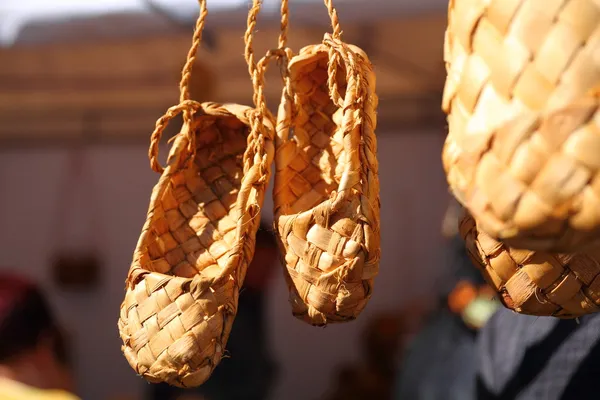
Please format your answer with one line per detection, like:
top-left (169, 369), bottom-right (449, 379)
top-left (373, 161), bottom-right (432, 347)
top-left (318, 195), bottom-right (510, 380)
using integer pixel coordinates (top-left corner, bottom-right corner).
top-left (243, 0), bottom-right (286, 188)
top-left (148, 0), bottom-right (208, 173)
top-left (324, 0), bottom-right (342, 39)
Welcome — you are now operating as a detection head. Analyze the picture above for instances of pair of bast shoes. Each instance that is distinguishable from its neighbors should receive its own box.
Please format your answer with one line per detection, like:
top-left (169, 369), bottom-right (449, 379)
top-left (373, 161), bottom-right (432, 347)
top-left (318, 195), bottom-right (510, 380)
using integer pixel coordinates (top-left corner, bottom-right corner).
top-left (118, 37), bottom-right (380, 388)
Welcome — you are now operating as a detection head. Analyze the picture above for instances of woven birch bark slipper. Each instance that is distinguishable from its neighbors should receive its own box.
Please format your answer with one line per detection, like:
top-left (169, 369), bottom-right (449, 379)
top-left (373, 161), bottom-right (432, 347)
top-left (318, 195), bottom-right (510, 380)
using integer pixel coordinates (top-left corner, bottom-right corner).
top-left (461, 213), bottom-right (600, 318)
top-left (442, 0), bottom-right (600, 252)
top-left (118, 0), bottom-right (274, 388)
top-left (273, 0), bottom-right (380, 326)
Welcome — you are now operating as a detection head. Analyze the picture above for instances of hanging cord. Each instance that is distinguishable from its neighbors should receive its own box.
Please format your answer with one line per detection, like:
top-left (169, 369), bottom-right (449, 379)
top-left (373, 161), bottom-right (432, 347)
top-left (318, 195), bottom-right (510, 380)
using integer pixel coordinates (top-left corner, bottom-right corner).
top-left (244, 0), bottom-right (292, 113)
top-left (324, 0), bottom-right (342, 39)
top-left (321, 0), bottom-right (364, 120)
top-left (244, 0), bottom-right (269, 125)
top-left (244, 0), bottom-right (271, 186)
top-left (242, 0), bottom-right (297, 185)
top-left (148, 0), bottom-right (208, 173)
top-left (278, 0), bottom-right (290, 49)
top-left (323, 0), bottom-right (357, 108)
top-left (320, 0), bottom-right (370, 208)
top-left (277, 0), bottom-right (296, 128)
top-left (245, 0), bottom-right (295, 145)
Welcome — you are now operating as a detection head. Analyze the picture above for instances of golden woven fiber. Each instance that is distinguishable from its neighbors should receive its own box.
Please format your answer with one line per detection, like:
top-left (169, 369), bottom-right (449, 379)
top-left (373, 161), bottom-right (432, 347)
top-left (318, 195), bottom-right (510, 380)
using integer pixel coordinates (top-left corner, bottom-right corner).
top-left (273, 0), bottom-right (380, 326)
top-left (442, 0), bottom-right (600, 252)
top-left (118, 0), bottom-right (275, 387)
top-left (461, 214), bottom-right (600, 318)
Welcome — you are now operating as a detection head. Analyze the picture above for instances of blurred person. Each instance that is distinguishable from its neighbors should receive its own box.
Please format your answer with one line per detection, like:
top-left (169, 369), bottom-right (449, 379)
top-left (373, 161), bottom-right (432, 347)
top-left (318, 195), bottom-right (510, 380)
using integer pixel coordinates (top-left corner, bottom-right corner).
top-left (0, 272), bottom-right (78, 400)
top-left (151, 222), bottom-right (279, 400)
top-left (477, 308), bottom-right (600, 400)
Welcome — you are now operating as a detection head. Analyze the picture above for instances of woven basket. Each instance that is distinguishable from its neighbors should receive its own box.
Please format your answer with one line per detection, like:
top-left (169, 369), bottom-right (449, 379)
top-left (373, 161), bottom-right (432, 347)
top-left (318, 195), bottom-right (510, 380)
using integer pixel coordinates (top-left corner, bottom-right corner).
top-left (273, 34), bottom-right (380, 326)
top-left (460, 213), bottom-right (600, 318)
top-left (442, 0), bottom-right (600, 252)
top-left (118, 103), bottom-right (274, 387)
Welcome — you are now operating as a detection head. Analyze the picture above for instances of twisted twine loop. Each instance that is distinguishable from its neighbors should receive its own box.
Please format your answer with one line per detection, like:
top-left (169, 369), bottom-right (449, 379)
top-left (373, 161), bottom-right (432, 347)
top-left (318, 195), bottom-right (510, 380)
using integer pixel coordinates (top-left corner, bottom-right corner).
top-left (148, 0), bottom-right (208, 173)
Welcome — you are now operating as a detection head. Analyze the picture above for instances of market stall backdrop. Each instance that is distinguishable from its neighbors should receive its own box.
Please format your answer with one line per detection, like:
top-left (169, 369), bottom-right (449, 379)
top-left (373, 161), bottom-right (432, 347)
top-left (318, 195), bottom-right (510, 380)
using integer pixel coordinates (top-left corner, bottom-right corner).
top-left (0, 1), bottom-right (450, 399)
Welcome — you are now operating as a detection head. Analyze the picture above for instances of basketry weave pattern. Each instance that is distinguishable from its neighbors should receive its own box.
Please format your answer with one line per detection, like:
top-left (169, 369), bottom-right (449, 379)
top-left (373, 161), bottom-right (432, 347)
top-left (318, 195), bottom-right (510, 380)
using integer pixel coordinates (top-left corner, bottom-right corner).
top-left (461, 214), bottom-right (600, 318)
top-left (119, 103), bottom-right (274, 387)
top-left (442, 0), bottom-right (600, 252)
top-left (273, 37), bottom-right (380, 326)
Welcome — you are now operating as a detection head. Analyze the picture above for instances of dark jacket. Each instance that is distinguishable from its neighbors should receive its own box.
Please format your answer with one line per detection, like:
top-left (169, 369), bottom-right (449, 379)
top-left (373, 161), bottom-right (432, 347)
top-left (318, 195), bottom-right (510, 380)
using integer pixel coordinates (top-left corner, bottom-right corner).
top-left (477, 308), bottom-right (600, 400)
top-left (394, 307), bottom-right (477, 400)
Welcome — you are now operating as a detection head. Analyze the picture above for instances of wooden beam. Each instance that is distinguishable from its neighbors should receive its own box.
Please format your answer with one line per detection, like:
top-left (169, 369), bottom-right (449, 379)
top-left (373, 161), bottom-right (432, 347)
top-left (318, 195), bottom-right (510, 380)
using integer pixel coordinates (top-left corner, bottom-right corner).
top-left (0, 15), bottom-right (447, 142)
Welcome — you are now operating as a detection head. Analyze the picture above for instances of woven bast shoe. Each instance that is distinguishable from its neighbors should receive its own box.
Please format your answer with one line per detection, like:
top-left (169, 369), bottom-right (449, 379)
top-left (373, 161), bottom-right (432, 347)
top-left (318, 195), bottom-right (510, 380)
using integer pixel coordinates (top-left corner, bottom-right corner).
top-left (461, 213), bottom-right (600, 318)
top-left (442, 0), bottom-right (600, 252)
top-left (273, 25), bottom-right (380, 325)
top-left (118, 0), bottom-right (275, 387)
top-left (119, 102), bottom-right (274, 387)
top-left (445, 91), bottom-right (600, 252)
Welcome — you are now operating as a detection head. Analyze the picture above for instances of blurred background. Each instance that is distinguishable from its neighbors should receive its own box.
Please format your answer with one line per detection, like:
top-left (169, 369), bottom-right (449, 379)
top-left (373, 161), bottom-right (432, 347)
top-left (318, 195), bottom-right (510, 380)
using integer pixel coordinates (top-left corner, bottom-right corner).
top-left (0, 0), bottom-right (457, 399)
